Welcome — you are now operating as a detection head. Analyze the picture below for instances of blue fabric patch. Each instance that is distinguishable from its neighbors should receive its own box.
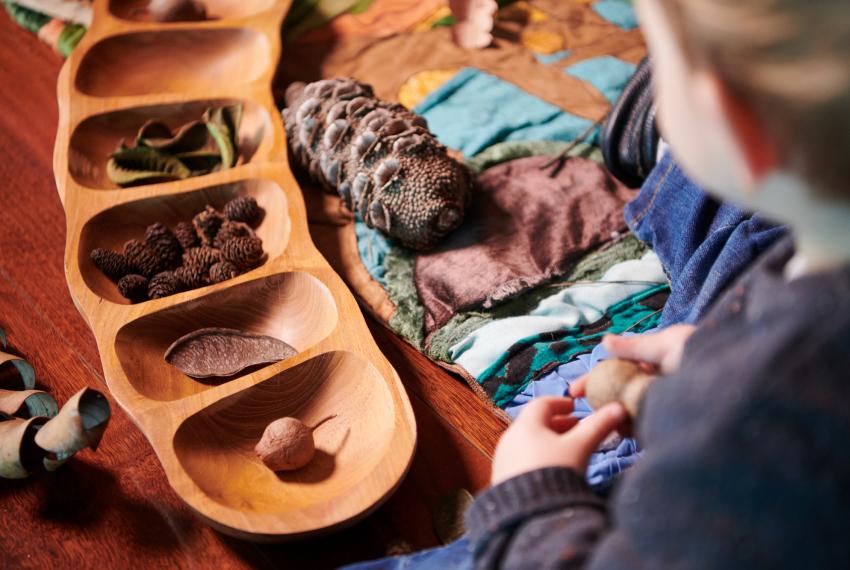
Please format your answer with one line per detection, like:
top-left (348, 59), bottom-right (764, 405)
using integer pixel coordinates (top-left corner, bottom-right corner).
top-left (414, 67), bottom-right (595, 156)
top-left (355, 219), bottom-right (391, 285)
top-left (534, 49), bottom-right (572, 65)
top-left (565, 56), bottom-right (637, 104)
top-left (593, 0), bottom-right (639, 30)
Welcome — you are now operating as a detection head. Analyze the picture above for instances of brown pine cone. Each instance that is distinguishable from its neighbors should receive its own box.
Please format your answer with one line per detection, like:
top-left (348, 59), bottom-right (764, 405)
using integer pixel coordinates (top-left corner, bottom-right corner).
top-left (193, 205), bottom-right (225, 246)
top-left (144, 222), bottom-right (183, 270)
top-left (174, 221), bottom-right (200, 250)
top-left (123, 239), bottom-right (165, 278)
top-left (117, 274), bottom-right (149, 303)
top-left (174, 263), bottom-right (209, 290)
top-left (148, 271), bottom-right (182, 299)
top-left (221, 236), bottom-right (264, 270)
top-left (182, 246), bottom-right (221, 272)
top-left (223, 196), bottom-right (261, 227)
top-left (209, 260), bottom-right (240, 284)
top-left (213, 220), bottom-right (256, 248)
top-left (91, 248), bottom-right (132, 282)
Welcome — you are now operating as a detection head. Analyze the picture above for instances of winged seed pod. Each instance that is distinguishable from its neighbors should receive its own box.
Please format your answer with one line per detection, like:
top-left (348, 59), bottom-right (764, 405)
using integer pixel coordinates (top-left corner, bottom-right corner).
top-left (282, 78), bottom-right (472, 250)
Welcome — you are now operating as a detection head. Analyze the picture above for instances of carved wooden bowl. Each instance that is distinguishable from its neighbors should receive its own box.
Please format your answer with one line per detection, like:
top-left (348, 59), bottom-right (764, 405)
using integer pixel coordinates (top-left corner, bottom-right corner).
top-left (53, 0), bottom-right (416, 541)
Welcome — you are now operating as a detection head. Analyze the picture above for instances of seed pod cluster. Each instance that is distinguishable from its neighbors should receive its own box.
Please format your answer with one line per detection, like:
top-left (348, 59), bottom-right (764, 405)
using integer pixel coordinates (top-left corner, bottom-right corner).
top-left (89, 196), bottom-right (266, 303)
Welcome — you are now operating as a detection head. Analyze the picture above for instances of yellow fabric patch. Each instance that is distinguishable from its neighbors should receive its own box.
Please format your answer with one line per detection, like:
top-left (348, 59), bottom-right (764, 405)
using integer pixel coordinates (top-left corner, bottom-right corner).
top-left (398, 68), bottom-right (460, 109)
top-left (413, 4), bottom-right (452, 31)
top-left (521, 29), bottom-right (564, 55)
top-left (497, 1), bottom-right (549, 23)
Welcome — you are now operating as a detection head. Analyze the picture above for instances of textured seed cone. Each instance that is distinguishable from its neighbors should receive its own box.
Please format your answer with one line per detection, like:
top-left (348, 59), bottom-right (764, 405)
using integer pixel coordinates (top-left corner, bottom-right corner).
top-left (221, 236), bottom-right (264, 270)
top-left (585, 359), bottom-right (658, 418)
top-left (282, 77), bottom-right (472, 250)
top-left (174, 264), bottom-right (209, 290)
top-left (90, 248), bottom-right (132, 282)
top-left (182, 246), bottom-right (221, 273)
top-left (148, 271), bottom-right (182, 299)
top-left (209, 260), bottom-right (240, 284)
top-left (255, 417), bottom-right (315, 471)
top-left (223, 196), bottom-right (261, 227)
top-left (123, 239), bottom-right (165, 278)
top-left (174, 221), bottom-right (200, 250)
top-left (144, 222), bottom-right (183, 270)
top-left (117, 274), bottom-right (149, 303)
top-left (192, 205), bottom-right (225, 246)
top-left (213, 220), bottom-right (256, 248)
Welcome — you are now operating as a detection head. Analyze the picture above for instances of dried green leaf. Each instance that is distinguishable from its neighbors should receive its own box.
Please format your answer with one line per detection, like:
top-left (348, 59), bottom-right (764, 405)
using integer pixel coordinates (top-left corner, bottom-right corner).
top-left (176, 149), bottom-right (222, 174)
top-left (0, 415), bottom-right (47, 479)
top-left (137, 120), bottom-right (210, 154)
top-left (0, 351), bottom-right (36, 390)
top-left (0, 389), bottom-right (58, 419)
top-left (204, 104), bottom-right (243, 169)
top-left (34, 388), bottom-right (111, 471)
top-left (107, 146), bottom-right (192, 187)
top-left (432, 488), bottom-right (474, 545)
top-left (135, 120), bottom-right (173, 144)
top-left (164, 327), bottom-right (298, 378)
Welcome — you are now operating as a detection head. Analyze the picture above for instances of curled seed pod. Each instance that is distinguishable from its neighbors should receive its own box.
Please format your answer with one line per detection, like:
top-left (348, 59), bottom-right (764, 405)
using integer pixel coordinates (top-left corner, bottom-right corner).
top-left (117, 274), bottom-right (149, 303)
top-left (174, 264), bottom-right (209, 290)
top-left (123, 239), bottom-right (164, 278)
top-left (221, 236), bottom-right (264, 270)
top-left (193, 205), bottom-right (225, 246)
top-left (209, 260), bottom-right (240, 284)
top-left (174, 221), bottom-right (200, 250)
top-left (182, 246), bottom-right (221, 273)
top-left (144, 222), bottom-right (183, 270)
top-left (213, 220), bottom-right (256, 248)
top-left (90, 248), bottom-right (132, 282)
top-left (148, 271), bottom-right (182, 299)
top-left (223, 196), bottom-right (262, 227)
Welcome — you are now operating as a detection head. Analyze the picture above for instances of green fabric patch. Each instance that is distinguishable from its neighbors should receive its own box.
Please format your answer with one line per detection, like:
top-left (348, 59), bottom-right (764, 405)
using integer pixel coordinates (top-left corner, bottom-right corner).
top-left (483, 284), bottom-right (669, 407)
top-left (57, 22), bottom-right (85, 57)
top-left (5, 1), bottom-right (50, 34)
top-left (386, 248), bottom-right (426, 349)
top-left (466, 140), bottom-right (603, 173)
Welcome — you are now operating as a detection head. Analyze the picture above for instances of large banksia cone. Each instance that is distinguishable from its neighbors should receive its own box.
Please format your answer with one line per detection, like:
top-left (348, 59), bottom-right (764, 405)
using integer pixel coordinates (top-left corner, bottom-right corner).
top-left (148, 271), bottom-right (182, 299)
top-left (174, 264), bottom-right (209, 290)
top-left (182, 246), bottom-right (221, 273)
top-left (193, 205), bottom-right (224, 246)
top-left (117, 274), bottom-right (149, 303)
top-left (90, 248), bottom-right (132, 282)
top-left (221, 236), bottom-right (264, 270)
top-left (174, 221), bottom-right (200, 250)
top-left (209, 260), bottom-right (240, 284)
top-left (282, 77), bottom-right (472, 250)
top-left (223, 196), bottom-right (261, 227)
top-left (213, 220), bottom-right (256, 248)
top-left (144, 222), bottom-right (183, 270)
top-left (123, 239), bottom-right (165, 278)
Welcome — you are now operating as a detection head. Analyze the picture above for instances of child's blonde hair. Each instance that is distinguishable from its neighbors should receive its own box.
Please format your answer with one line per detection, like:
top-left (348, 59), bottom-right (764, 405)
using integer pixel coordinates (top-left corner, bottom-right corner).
top-left (660, 0), bottom-right (850, 198)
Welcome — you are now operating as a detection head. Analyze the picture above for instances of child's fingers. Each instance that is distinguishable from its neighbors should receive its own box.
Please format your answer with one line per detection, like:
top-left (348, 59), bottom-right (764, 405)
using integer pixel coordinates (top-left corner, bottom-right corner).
top-left (569, 375), bottom-right (588, 397)
top-left (561, 403), bottom-right (627, 458)
top-left (519, 396), bottom-right (574, 425)
top-left (548, 415), bottom-right (580, 434)
top-left (602, 333), bottom-right (668, 365)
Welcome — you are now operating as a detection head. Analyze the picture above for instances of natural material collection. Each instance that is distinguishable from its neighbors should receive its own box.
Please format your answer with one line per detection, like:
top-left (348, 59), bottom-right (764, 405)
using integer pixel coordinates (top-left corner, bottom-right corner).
top-left (90, 196), bottom-right (265, 302)
top-left (164, 327), bottom-right (298, 378)
top-left (282, 77), bottom-right (473, 251)
top-left (584, 359), bottom-right (658, 419)
top-left (107, 103), bottom-right (243, 187)
top-left (0, 334), bottom-right (111, 479)
top-left (255, 415), bottom-right (335, 472)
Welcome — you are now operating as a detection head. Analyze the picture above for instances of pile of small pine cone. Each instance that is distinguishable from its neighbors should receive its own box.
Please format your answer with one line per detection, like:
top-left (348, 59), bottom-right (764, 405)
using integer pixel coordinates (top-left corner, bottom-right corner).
top-left (90, 196), bottom-right (265, 303)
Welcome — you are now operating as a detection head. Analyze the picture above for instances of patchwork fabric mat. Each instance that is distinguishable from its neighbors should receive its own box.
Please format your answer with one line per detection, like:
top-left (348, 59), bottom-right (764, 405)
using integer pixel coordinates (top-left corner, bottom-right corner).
top-left (277, 0), bottom-right (666, 420)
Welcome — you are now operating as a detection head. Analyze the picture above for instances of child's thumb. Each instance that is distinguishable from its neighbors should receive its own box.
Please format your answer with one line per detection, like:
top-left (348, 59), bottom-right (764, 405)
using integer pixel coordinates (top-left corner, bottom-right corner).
top-left (563, 403), bottom-right (627, 460)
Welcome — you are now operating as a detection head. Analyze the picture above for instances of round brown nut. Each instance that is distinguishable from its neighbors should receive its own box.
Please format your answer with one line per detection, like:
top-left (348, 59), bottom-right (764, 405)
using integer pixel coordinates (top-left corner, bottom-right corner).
top-left (255, 417), bottom-right (315, 471)
top-left (585, 359), bottom-right (657, 418)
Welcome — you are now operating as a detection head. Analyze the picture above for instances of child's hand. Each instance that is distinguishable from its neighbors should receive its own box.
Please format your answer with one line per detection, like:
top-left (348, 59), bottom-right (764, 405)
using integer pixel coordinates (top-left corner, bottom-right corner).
top-left (491, 397), bottom-right (627, 485)
top-left (570, 324), bottom-right (697, 398)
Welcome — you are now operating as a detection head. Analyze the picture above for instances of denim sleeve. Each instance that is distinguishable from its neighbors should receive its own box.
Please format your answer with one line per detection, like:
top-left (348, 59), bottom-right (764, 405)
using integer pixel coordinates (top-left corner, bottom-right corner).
top-left (624, 152), bottom-right (786, 326)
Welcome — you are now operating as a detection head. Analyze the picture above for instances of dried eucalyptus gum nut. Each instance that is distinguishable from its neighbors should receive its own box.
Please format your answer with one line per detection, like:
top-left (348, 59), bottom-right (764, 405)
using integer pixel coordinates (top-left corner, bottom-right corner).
top-left (585, 359), bottom-right (643, 411)
top-left (255, 417), bottom-right (315, 471)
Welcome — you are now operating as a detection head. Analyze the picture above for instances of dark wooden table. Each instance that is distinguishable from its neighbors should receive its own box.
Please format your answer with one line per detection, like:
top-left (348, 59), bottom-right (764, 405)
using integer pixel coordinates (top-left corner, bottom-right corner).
top-left (0, 13), bottom-right (507, 569)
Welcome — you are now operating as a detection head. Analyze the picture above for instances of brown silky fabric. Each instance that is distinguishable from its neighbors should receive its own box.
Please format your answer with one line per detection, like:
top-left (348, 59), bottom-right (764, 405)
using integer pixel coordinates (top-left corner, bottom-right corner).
top-left (415, 156), bottom-right (635, 333)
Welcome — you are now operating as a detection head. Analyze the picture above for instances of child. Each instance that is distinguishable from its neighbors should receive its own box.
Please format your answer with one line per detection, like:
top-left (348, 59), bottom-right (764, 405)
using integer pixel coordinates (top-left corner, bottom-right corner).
top-left (468, 0), bottom-right (850, 567)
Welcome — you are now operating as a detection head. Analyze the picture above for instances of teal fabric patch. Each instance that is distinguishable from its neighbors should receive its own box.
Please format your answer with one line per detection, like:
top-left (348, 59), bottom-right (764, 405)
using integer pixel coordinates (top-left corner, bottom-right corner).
top-left (593, 0), bottom-right (638, 31)
top-left (415, 67), bottom-right (596, 155)
top-left (565, 56), bottom-right (637, 104)
top-left (534, 49), bottom-right (572, 65)
top-left (355, 220), bottom-right (391, 285)
top-left (480, 284), bottom-right (669, 408)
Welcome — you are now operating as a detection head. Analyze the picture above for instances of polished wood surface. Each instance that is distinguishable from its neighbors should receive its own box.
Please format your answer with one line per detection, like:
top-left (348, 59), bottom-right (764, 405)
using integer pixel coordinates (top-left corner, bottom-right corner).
top-left (0, 5), bottom-right (504, 567)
